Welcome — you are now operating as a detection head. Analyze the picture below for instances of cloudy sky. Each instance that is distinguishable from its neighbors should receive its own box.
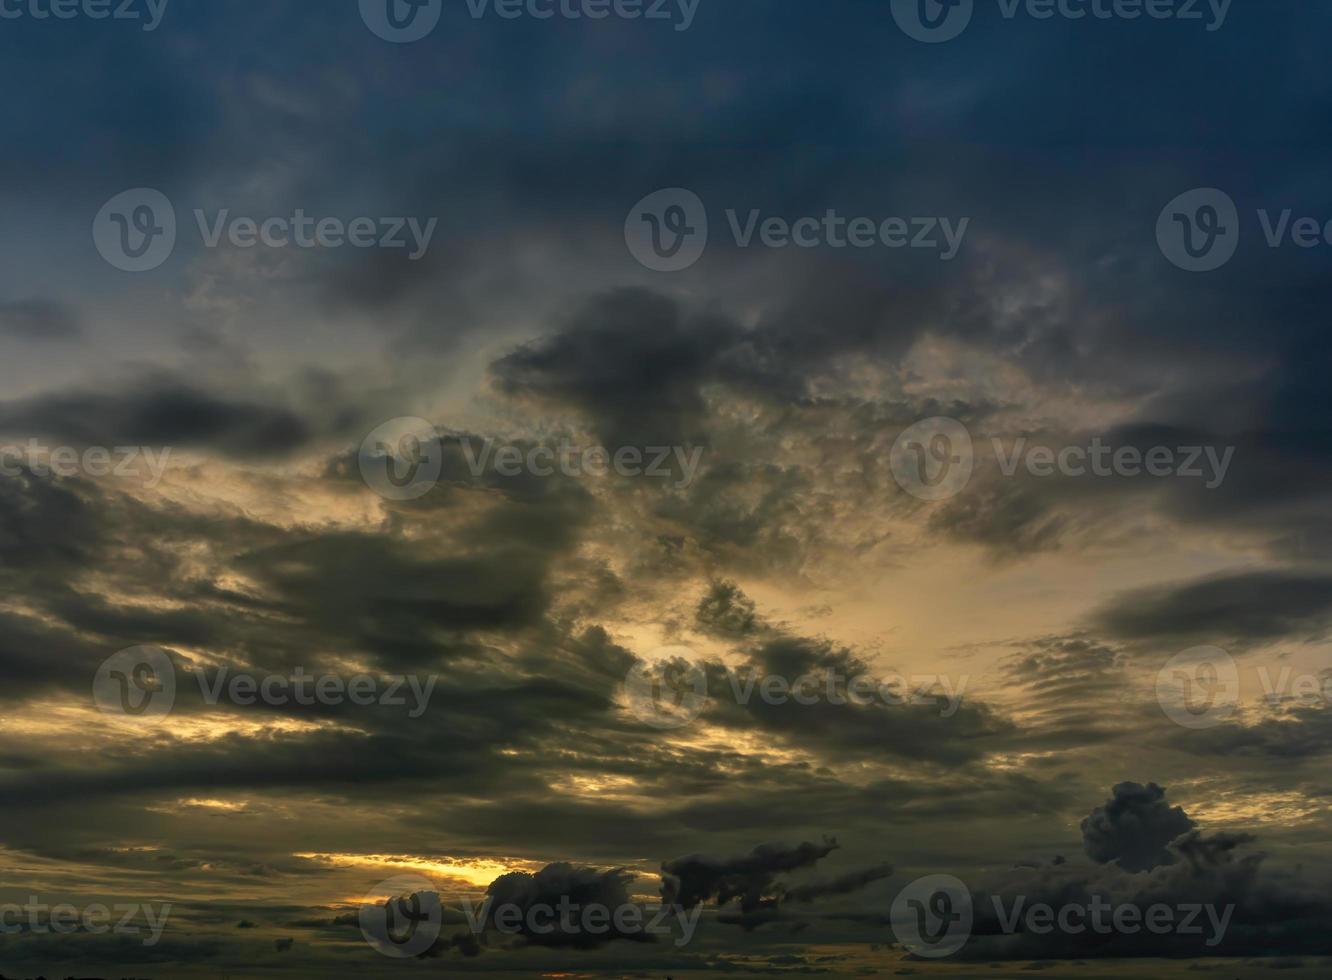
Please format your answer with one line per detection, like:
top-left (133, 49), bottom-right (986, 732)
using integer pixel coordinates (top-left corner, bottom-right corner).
top-left (1, 0), bottom-right (1330, 976)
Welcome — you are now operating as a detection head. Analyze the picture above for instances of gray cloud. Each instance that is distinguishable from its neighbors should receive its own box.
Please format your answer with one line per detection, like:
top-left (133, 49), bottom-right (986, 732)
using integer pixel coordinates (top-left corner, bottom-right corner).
top-left (1080, 781), bottom-right (1195, 872)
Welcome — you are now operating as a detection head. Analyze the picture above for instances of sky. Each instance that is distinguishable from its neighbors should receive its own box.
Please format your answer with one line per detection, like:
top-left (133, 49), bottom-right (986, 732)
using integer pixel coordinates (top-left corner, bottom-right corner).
top-left (1, 0), bottom-right (1330, 977)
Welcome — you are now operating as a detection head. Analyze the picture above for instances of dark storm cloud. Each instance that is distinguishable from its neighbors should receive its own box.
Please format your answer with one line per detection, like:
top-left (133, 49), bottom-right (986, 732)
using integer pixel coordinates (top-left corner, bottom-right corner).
top-left (492, 288), bottom-right (742, 450)
top-left (0, 729), bottom-right (480, 808)
top-left (0, 377), bottom-right (313, 457)
top-left (783, 862), bottom-right (896, 904)
top-left (1000, 635), bottom-right (1139, 751)
top-left (0, 421), bottom-right (597, 707)
top-left (0, 932), bottom-right (225, 967)
top-left (477, 863), bottom-right (654, 949)
top-left (1166, 703), bottom-right (1332, 760)
top-left (1095, 570), bottom-right (1332, 645)
top-left (1080, 781), bottom-right (1195, 872)
top-left (661, 839), bottom-right (839, 913)
top-left (325, 428), bottom-right (599, 515)
top-left (929, 475), bottom-right (1073, 557)
top-left (684, 583), bottom-right (1014, 764)
top-left (230, 532), bottom-right (554, 659)
top-left (0, 298), bottom-right (80, 340)
top-left (654, 840), bottom-right (891, 937)
top-left (927, 418), bottom-right (1332, 561)
top-left (961, 784), bottom-right (1332, 962)
top-left (1004, 635), bottom-right (1125, 707)
top-left (0, 465), bottom-right (104, 579)
top-left (0, 442), bottom-right (628, 846)
top-left (695, 579), bottom-right (759, 637)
